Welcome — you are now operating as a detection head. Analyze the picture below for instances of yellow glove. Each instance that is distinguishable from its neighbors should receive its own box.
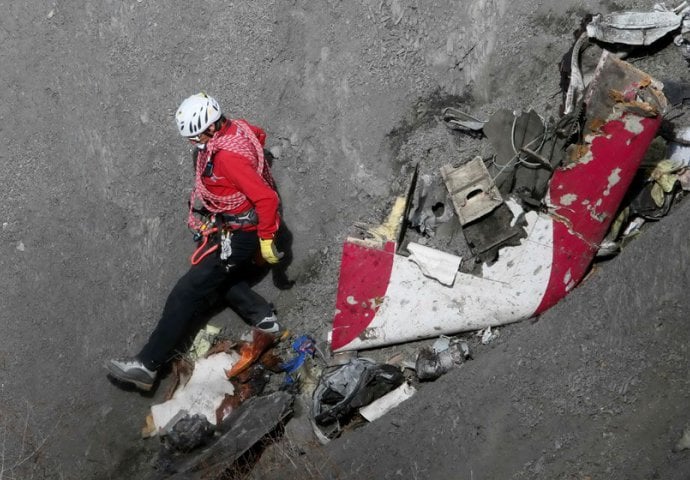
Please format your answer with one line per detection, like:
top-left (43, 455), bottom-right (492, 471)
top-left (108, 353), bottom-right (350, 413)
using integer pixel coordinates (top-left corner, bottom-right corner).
top-left (259, 238), bottom-right (283, 264)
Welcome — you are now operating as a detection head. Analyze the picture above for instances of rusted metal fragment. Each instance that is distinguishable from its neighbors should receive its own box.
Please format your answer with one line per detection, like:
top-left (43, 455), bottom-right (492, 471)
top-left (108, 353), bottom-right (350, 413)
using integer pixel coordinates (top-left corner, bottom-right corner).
top-left (609, 89), bottom-right (659, 117)
top-left (566, 144), bottom-right (592, 165)
top-left (538, 52), bottom-right (668, 314)
top-left (588, 117), bottom-right (606, 132)
top-left (584, 54), bottom-right (666, 135)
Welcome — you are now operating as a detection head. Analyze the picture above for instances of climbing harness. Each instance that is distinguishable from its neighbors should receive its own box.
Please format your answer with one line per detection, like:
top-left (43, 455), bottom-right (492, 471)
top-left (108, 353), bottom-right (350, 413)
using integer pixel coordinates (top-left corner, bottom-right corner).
top-left (187, 119), bottom-right (275, 231)
top-left (189, 208), bottom-right (259, 265)
top-left (217, 208), bottom-right (258, 230)
top-left (185, 119), bottom-right (274, 266)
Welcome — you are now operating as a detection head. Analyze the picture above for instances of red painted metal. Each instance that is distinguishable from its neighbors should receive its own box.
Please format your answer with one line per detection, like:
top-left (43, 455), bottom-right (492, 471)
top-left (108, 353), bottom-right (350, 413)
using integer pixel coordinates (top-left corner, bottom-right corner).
top-left (330, 240), bottom-right (396, 351)
top-left (536, 114), bottom-right (662, 314)
top-left (329, 54), bottom-right (666, 351)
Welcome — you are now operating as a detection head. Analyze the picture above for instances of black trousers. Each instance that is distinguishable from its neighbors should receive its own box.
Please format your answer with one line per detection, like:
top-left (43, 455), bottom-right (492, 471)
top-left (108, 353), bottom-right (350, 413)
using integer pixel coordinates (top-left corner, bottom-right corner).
top-left (137, 230), bottom-right (273, 370)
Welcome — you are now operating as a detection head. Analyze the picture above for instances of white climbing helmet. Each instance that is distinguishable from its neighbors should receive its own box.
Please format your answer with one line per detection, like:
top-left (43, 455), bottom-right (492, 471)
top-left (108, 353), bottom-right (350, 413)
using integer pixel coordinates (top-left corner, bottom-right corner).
top-left (175, 93), bottom-right (222, 137)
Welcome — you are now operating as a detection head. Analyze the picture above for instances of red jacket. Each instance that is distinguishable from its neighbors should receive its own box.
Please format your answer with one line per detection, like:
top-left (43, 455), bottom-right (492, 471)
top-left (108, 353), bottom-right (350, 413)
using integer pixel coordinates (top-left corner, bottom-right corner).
top-left (202, 120), bottom-right (280, 239)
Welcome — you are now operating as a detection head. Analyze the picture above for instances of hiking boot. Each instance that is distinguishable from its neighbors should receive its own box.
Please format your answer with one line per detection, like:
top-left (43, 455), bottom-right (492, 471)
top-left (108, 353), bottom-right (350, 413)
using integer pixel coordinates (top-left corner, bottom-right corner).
top-left (106, 357), bottom-right (157, 391)
top-left (253, 314), bottom-right (282, 334)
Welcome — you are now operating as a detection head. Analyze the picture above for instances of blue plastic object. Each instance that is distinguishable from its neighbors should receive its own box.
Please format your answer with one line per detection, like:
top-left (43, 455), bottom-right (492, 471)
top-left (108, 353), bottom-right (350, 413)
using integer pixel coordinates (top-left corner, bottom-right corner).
top-left (280, 335), bottom-right (316, 385)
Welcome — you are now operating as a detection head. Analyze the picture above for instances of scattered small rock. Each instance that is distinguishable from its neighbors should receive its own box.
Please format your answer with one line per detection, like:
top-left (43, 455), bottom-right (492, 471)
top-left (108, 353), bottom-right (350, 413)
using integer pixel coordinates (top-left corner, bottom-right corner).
top-left (673, 426), bottom-right (690, 452)
top-left (269, 145), bottom-right (282, 158)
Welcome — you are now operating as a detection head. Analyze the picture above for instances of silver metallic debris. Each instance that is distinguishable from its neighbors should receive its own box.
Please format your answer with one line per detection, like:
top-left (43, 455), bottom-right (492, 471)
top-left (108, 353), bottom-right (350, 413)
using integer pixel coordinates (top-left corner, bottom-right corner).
top-left (442, 107), bottom-right (487, 132)
top-left (587, 11), bottom-right (682, 46)
top-left (415, 338), bottom-right (469, 381)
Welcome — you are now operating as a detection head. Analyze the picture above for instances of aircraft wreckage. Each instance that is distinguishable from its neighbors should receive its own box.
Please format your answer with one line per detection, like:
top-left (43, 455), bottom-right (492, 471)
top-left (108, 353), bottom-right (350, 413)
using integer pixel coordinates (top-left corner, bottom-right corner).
top-left (329, 52), bottom-right (669, 352)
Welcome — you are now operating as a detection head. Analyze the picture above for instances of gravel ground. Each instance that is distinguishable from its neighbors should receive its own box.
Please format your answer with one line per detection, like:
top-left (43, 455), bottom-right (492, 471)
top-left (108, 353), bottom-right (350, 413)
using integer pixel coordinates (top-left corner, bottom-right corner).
top-left (0, 0), bottom-right (688, 479)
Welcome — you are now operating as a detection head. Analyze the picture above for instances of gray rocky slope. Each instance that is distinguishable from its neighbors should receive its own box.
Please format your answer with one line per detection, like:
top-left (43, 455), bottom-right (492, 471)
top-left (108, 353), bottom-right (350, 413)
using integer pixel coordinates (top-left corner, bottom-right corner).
top-left (0, 0), bottom-right (688, 478)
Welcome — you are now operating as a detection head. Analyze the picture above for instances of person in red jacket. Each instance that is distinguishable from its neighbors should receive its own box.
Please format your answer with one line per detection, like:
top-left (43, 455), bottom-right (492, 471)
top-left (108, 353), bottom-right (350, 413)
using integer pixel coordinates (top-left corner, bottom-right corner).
top-left (107, 93), bottom-right (284, 391)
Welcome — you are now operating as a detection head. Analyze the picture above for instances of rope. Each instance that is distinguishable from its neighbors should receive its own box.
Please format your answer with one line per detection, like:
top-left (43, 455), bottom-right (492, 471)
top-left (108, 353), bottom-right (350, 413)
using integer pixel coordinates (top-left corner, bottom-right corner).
top-left (488, 112), bottom-right (547, 185)
top-left (187, 120), bottom-right (275, 230)
top-left (190, 226), bottom-right (219, 265)
top-left (510, 112), bottom-right (547, 168)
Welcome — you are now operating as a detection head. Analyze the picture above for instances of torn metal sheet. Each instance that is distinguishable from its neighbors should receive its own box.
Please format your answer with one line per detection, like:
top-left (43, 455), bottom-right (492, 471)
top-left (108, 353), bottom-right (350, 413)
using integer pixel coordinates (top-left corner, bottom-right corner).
top-left (461, 202), bottom-right (526, 261)
top-left (329, 52), bottom-right (667, 352)
top-left (406, 242), bottom-right (461, 286)
top-left (659, 79), bottom-right (690, 105)
top-left (563, 32), bottom-right (588, 115)
top-left (587, 11), bottom-right (682, 46)
top-left (479, 326), bottom-right (499, 344)
top-left (537, 52), bottom-right (667, 312)
top-left (441, 107), bottom-right (487, 132)
top-left (407, 173), bottom-right (454, 235)
top-left (330, 209), bottom-right (554, 351)
top-left (150, 352), bottom-right (239, 434)
top-left (164, 392), bottom-right (294, 479)
top-left (440, 157), bottom-right (503, 225)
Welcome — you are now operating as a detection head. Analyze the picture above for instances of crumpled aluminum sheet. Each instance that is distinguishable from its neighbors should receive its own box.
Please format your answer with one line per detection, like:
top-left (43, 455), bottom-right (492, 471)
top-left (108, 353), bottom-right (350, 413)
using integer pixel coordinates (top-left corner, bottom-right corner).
top-left (587, 11), bottom-right (682, 45)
